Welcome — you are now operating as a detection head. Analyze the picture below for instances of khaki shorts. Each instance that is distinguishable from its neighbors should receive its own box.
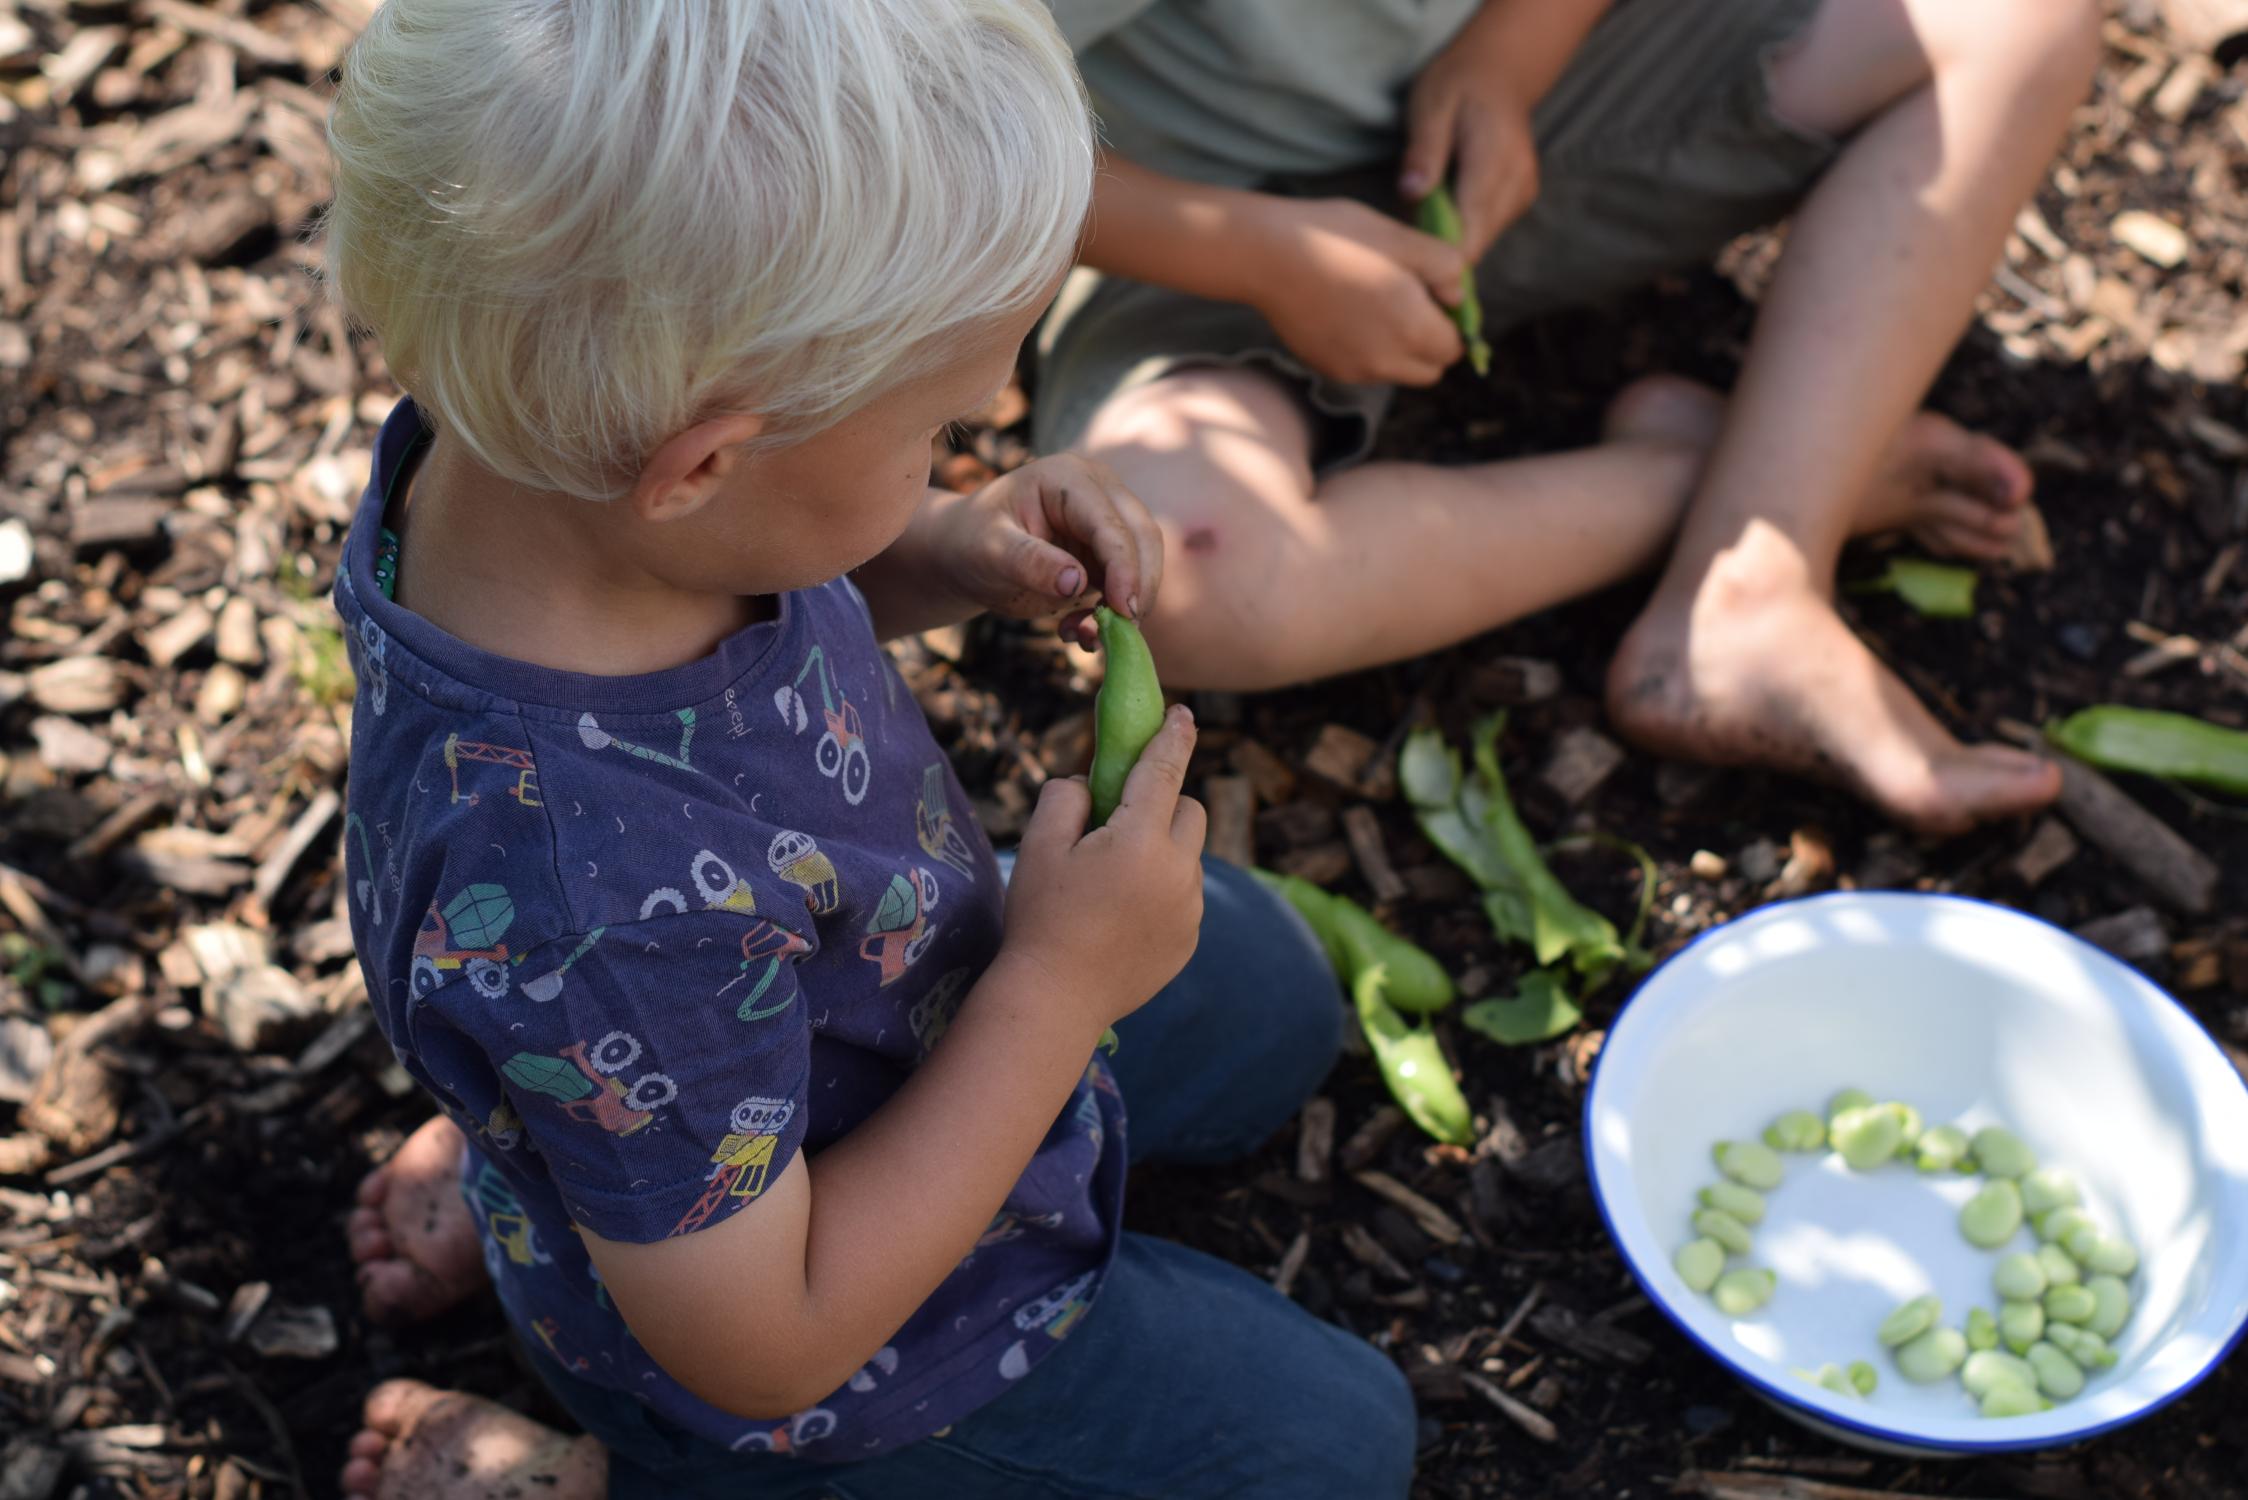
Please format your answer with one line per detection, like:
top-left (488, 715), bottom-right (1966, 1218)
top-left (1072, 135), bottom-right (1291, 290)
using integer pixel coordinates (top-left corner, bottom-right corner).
top-left (1034, 0), bottom-right (1840, 471)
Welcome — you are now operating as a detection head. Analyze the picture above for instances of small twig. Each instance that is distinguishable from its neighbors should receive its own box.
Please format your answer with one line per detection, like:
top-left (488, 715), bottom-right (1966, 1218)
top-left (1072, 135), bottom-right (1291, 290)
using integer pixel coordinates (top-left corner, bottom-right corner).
top-left (221, 1359), bottom-right (309, 1500)
top-left (1458, 1369), bottom-right (1557, 1443)
top-left (45, 1101), bottom-right (214, 1188)
top-left (1351, 1170), bottom-right (1464, 1246)
top-left (1496, 1282), bottom-right (1544, 1345)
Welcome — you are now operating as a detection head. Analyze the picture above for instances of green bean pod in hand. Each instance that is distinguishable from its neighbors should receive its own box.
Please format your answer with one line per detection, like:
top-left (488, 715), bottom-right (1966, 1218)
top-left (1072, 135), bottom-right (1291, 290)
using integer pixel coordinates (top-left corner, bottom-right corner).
top-left (1087, 606), bottom-right (1166, 829)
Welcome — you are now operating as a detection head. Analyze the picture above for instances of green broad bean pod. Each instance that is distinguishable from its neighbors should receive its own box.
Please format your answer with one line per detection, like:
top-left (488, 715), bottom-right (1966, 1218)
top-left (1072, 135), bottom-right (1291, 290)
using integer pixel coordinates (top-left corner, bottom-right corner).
top-left (1894, 1326), bottom-right (1968, 1384)
top-left (1915, 1123), bottom-right (1971, 1172)
top-left (1351, 965), bottom-right (1472, 1146)
top-left (1087, 606), bottom-right (1165, 829)
top-left (1713, 1140), bottom-right (1786, 1191)
top-left (1763, 1110), bottom-right (1826, 1153)
top-left (1673, 1238), bottom-right (1725, 1294)
top-left (1254, 871), bottom-right (1456, 1014)
top-left (1413, 184), bottom-right (1492, 377)
top-left (1971, 1126), bottom-right (2036, 1179)
top-left (2047, 705), bottom-right (2248, 797)
top-left (1878, 1294), bottom-right (1941, 1348)
top-left (1698, 1181), bottom-right (1766, 1226)
top-left (1712, 1267), bottom-right (1776, 1317)
top-left (1961, 1178), bottom-right (2025, 1248)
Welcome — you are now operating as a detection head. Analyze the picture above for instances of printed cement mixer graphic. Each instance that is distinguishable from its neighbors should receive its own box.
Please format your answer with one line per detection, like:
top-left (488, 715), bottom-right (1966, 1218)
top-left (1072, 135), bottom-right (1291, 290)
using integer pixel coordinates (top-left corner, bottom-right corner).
top-left (502, 1030), bottom-right (678, 1137)
top-left (411, 883), bottom-right (520, 1000)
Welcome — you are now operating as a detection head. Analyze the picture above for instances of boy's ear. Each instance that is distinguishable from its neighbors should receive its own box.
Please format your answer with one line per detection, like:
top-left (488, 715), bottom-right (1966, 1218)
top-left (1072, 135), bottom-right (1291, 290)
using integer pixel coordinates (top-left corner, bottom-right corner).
top-left (627, 412), bottom-right (769, 522)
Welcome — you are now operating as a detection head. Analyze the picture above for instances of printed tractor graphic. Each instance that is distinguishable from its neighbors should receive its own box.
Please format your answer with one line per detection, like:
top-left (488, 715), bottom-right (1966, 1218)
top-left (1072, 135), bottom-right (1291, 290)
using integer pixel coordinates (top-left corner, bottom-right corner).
top-left (442, 733), bottom-right (541, 807)
top-left (774, 646), bottom-right (871, 805)
top-left (412, 884), bottom-right (518, 999)
top-left (503, 1030), bottom-right (678, 1137)
top-left (767, 830), bottom-right (840, 914)
top-left (859, 868), bottom-right (939, 987)
top-left (721, 920), bottom-right (812, 1021)
top-left (670, 1095), bottom-right (797, 1236)
top-left (915, 763), bottom-right (977, 878)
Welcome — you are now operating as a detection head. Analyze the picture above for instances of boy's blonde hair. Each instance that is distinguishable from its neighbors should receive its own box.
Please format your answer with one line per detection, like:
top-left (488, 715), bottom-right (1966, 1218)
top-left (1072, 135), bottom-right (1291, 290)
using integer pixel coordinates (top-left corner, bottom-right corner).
top-left (323, 1), bottom-right (1091, 501)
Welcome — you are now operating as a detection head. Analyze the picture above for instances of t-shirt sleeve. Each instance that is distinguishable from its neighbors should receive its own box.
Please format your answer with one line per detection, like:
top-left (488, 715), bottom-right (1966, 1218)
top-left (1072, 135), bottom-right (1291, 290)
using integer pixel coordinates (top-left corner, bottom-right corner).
top-left (1046, 0), bottom-right (1164, 51)
top-left (432, 909), bottom-right (816, 1244)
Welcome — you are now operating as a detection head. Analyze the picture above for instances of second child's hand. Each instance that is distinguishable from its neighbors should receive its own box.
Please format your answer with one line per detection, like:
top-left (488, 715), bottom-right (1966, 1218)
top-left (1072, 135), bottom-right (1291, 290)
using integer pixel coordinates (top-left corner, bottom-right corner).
top-left (1244, 197), bottom-right (1467, 388)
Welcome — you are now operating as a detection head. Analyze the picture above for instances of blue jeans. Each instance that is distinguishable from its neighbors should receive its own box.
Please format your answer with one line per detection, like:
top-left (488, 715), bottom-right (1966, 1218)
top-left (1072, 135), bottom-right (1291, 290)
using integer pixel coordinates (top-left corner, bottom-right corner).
top-left (528, 858), bottom-right (1417, 1499)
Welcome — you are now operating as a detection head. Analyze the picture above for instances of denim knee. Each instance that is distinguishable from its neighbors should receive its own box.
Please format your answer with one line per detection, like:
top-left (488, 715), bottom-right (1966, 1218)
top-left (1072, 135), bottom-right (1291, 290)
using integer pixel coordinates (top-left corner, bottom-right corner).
top-left (1282, 1332), bottom-right (1419, 1498)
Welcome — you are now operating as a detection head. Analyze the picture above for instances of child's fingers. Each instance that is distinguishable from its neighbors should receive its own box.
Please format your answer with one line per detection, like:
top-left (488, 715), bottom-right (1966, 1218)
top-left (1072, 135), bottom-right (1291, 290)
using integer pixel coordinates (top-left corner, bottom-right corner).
top-left (1169, 792), bottom-right (1208, 852)
top-left (1114, 705), bottom-right (1196, 826)
top-left (1044, 479), bottom-right (1141, 618)
top-left (1453, 111), bottom-right (1536, 261)
top-left (1395, 225), bottom-right (1469, 312)
top-left (1019, 775), bottom-right (1092, 859)
top-left (1002, 528), bottom-right (1090, 604)
top-left (1398, 91), bottom-right (1459, 205)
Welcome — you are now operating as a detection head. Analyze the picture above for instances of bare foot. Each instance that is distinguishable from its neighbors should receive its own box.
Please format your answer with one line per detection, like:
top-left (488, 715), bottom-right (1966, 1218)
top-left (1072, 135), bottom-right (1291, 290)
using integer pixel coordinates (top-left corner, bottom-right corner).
top-left (348, 1114), bottom-right (488, 1324)
top-left (1609, 534), bottom-right (2061, 835)
top-left (1604, 374), bottom-right (2034, 561)
top-left (340, 1380), bottom-right (606, 1500)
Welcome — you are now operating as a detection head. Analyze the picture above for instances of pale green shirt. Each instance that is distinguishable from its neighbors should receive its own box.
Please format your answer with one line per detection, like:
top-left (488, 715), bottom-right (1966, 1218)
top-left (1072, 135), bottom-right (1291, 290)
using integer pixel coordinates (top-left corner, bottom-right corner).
top-left (1049, 0), bottom-right (1482, 187)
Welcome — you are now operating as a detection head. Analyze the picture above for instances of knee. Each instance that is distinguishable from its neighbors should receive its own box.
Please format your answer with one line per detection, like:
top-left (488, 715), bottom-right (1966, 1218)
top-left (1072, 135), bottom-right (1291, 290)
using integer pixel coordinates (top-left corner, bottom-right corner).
top-left (1290, 1342), bottom-right (1419, 1496)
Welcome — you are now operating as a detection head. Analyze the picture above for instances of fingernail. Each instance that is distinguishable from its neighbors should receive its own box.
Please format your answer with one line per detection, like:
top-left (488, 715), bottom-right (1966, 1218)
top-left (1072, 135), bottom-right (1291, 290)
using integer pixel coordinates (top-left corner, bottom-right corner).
top-left (1057, 567), bottom-right (1083, 596)
top-left (1128, 594), bottom-right (1140, 618)
top-left (1400, 171), bottom-right (1428, 195)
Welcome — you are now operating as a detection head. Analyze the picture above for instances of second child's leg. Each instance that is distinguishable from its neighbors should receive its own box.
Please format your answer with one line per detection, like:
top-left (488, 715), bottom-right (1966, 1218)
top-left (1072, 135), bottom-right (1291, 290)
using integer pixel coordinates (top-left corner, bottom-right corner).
top-left (1607, 0), bottom-right (2097, 833)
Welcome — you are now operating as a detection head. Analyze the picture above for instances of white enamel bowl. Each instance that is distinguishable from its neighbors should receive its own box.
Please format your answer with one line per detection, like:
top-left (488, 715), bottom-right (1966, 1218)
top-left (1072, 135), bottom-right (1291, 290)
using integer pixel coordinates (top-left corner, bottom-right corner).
top-left (1585, 892), bottom-right (2248, 1454)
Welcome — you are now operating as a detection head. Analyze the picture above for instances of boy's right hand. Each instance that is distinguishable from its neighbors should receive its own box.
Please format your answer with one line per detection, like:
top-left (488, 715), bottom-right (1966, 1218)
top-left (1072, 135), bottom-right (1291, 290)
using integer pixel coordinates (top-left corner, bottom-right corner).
top-left (997, 705), bottom-right (1206, 1034)
top-left (1246, 197), bottom-right (1469, 387)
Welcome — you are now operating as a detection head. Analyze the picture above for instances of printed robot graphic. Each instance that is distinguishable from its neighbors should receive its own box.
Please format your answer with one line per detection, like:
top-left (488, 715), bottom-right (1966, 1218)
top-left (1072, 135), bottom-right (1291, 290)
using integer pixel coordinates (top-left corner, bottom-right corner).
top-left (411, 884), bottom-right (518, 999)
top-left (577, 709), bottom-right (700, 774)
top-left (997, 1269), bottom-right (1098, 1379)
top-left (441, 732), bottom-right (541, 807)
top-left (356, 616), bottom-right (389, 717)
top-left (859, 867), bottom-right (940, 987)
top-left (773, 645), bottom-right (870, 805)
top-left (731, 1407), bottom-right (836, 1456)
top-left (670, 1095), bottom-right (797, 1236)
top-left (906, 967), bottom-right (971, 1054)
top-left (767, 830), bottom-right (841, 915)
top-left (719, 921), bottom-right (812, 1022)
top-left (639, 849), bottom-right (760, 921)
top-left (914, 763), bottom-right (977, 879)
top-left (502, 1030), bottom-right (678, 1137)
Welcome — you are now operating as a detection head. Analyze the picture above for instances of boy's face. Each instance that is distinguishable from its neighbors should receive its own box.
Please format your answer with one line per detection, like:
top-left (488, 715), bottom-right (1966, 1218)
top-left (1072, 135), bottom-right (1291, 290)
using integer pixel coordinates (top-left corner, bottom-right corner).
top-left (658, 285), bottom-right (1060, 597)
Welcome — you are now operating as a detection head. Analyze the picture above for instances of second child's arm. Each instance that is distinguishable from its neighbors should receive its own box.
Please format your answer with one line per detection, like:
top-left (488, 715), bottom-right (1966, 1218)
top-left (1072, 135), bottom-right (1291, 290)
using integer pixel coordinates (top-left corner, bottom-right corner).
top-left (583, 711), bottom-right (1206, 1419)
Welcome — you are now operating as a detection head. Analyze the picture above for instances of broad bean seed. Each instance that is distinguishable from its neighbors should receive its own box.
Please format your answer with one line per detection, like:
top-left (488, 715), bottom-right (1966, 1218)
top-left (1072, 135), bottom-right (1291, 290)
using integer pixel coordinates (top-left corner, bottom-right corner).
top-left (1894, 1326), bottom-right (1968, 1384)
top-left (2000, 1299), bottom-right (2045, 1354)
top-left (2044, 1284), bottom-right (2096, 1325)
top-left (2046, 1323), bottom-right (2117, 1370)
top-left (1965, 1306), bottom-right (1999, 1351)
top-left (1961, 1178), bottom-right (2025, 1248)
top-left (1698, 1181), bottom-right (1766, 1226)
top-left (1993, 1252), bottom-right (2046, 1302)
top-left (1814, 1363), bottom-right (1857, 1397)
top-left (1848, 1360), bottom-right (1877, 1395)
top-left (2036, 1243), bottom-right (2080, 1288)
top-left (1673, 1238), bottom-right (1725, 1294)
top-left (1980, 1383), bottom-right (2045, 1417)
top-left (2026, 1340), bottom-right (2085, 1399)
top-left (1713, 1267), bottom-right (1777, 1317)
top-left (1693, 1208), bottom-right (1754, 1255)
top-left (2085, 1275), bottom-right (2131, 1340)
top-left (1915, 1124), bottom-right (1970, 1173)
top-left (1763, 1110), bottom-right (1826, 1153)
top-left (2040, 1207), bottom-right (2095, 1247)
top-left (1878, 1101), bottom-right (1924, 1146)
top-left (1961, 1349), bottom-right (2039, 1399)
top-left (1713, 1140), bottom-right (1786, 1191)
top-left (2020, 1167), bottom-right (2081, 1218)
top-left (1972, 1126), bottom-right (2036, 1179)
top-left (2083, 1233), bottom-right (2139, 1278)
top-left (1826, 1087), bottom-right (1874, 1124)
top-left (1832, 1106), bottom-right (1905, 1172)
top-left (1878, 1294), bottom-right (1942, 1348)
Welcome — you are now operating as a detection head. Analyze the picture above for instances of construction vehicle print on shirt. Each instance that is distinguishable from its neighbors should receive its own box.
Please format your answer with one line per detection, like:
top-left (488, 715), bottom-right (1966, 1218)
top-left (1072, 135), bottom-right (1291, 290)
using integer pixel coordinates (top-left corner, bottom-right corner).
top-left (716, 919), bottom-right (811, 1022)
top-left (906, 966), bottom-right (971, 1054)
top-left (638, 849), bottom-right (760, 921)
top-left (470, 1160), bottom-right (551, 1269)
top-left (441, 732), bottom-right (541, 808)
top-left (669, 1095), bottom-right (797, 1237)
top-left (914, 763), bottom-right (977, 879)
top-left (411, 884), bottom-right (519, 1000)
top-left (996, 1270), bottom-right (1099, 1380)
top-left (859, 867), bottom-right (939, 988)
top-left (767, 829), bottom-right (841, 915)
top-left (773, 645), bottom-right (870, 805)
top-left (502, 1031), bottom-right (677, 1137)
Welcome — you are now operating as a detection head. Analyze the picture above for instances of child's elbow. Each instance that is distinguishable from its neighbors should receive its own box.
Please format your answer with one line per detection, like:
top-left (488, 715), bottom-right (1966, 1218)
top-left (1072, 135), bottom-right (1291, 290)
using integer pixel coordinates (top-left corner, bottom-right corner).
top-left (663, 1343), bottom-right (853, 1424)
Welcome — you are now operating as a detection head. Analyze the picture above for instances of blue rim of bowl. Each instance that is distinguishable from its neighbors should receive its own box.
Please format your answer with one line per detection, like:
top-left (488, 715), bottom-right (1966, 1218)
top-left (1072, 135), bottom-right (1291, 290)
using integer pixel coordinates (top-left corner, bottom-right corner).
top-left (1581, 889), bottom-right (2248, 1452)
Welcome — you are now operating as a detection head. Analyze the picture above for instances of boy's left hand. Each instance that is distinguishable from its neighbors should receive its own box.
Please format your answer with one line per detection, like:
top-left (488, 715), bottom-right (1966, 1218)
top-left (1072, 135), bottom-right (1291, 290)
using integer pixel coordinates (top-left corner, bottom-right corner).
top-left (1399, 31), bottom-right (1540, 263)
top-left (932, 454), bottom-right (1165, 644)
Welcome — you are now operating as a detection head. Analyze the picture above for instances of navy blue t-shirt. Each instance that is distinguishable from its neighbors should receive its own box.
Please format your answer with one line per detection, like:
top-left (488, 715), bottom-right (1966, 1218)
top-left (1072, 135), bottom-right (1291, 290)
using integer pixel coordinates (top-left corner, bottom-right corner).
top-left (335, 400), bottom-right (1126, 1460)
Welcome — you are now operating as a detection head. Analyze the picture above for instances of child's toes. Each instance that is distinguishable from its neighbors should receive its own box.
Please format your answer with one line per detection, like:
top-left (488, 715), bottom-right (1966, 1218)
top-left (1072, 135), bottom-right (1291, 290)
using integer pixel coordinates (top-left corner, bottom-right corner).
top-left (356, 1165), bottom-right (392, 1208)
